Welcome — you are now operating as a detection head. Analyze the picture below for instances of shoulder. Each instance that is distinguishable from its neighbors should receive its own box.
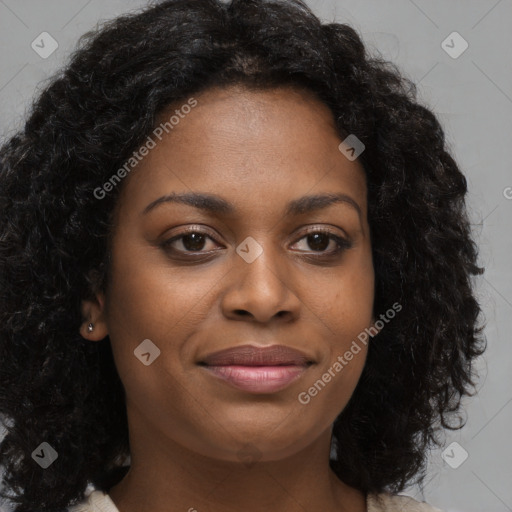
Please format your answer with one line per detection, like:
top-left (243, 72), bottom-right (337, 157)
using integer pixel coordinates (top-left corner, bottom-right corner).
top-left (67, 490), bottom-right (119, 512)
top-left (367, 492), bottom-right (444, 512)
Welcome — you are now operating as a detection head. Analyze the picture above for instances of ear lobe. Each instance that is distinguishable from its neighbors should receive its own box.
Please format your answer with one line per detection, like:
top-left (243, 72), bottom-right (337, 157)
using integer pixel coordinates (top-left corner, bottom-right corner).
top-left (80, 291), bottom-right (109, 341)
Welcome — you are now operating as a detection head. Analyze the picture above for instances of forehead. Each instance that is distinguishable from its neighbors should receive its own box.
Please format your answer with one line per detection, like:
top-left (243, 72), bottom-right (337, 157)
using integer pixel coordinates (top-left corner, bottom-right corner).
top-left (156, 85), bottom-right (341, 162)
top-left (115, 85), bottom-right (368, 220)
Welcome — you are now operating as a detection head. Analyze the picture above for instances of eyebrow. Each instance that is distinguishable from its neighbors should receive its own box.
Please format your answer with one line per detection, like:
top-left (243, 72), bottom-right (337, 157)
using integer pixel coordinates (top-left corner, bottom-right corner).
top-left (142, 191), bottom-right (362, 221)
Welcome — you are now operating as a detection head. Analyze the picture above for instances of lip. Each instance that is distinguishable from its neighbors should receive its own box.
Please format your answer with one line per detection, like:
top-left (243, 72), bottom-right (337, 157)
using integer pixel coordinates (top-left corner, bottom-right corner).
top-left (202, 364), bottom-right (311, 393)
top-left (198, 345), bottom-right (314, 394)
top-left (200, 344), bottom-right (314, 366)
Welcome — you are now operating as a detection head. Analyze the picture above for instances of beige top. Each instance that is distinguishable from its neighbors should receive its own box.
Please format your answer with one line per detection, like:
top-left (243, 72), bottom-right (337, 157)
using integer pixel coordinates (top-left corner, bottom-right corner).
top-left (68, 489), bottom-right (443, 511)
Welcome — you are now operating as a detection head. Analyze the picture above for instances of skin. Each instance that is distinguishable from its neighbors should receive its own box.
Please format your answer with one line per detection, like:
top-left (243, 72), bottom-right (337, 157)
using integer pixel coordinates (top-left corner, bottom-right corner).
top-left (80, 85), bottom-right (375, 512)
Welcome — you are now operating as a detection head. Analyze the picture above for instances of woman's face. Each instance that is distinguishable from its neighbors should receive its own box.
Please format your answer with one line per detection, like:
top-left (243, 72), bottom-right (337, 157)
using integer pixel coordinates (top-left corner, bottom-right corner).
top-left (86, 85), bottom-right (375, 463)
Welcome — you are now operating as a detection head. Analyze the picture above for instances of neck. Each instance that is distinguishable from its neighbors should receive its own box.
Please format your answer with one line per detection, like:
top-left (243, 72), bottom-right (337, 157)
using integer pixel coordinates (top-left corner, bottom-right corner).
top-left (108, 418), bottom-right (365, 512)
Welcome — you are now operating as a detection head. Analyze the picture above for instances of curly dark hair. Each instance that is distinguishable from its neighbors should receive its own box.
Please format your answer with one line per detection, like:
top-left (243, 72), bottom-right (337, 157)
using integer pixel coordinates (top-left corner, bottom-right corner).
top-left (0, 0), bottom-right (486, 510)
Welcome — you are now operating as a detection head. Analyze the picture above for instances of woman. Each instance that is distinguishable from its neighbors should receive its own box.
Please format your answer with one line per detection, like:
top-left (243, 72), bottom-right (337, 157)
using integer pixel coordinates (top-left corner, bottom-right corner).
top-left (0, 0), bottom-right (485, 511)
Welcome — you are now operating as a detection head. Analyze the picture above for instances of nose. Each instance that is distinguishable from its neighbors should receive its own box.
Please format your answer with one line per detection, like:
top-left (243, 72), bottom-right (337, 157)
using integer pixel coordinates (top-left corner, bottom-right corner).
top-left (220, 239), bottom-right (301, 324)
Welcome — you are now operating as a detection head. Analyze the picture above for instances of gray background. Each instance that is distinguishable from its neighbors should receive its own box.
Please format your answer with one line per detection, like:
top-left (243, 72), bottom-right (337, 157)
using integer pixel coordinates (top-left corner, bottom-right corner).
top-left (0, 1), bottom-right (511, 511)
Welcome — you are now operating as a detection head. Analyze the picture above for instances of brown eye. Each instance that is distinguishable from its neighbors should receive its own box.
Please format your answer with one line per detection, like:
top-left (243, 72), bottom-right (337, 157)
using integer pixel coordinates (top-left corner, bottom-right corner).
top-left (179, 232), bottom-right (208, 252)
top-left (292, 229), bottom-right (353, 256)
top-left (161, 229), bottom-right (220, 255)
top-left (305, 232), bottom-right (330, 252)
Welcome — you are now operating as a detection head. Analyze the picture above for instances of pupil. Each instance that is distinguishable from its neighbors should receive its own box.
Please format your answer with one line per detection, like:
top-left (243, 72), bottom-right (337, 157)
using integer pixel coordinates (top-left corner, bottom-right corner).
top-left (183, 233), bottom-right (205, 251)
top-left (308, 233), bottom-right (328, 251)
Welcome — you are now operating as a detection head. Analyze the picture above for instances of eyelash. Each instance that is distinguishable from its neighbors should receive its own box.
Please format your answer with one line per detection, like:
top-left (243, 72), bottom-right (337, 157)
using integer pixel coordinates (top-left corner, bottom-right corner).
top-left (160, 226), bottom-right (353, 259)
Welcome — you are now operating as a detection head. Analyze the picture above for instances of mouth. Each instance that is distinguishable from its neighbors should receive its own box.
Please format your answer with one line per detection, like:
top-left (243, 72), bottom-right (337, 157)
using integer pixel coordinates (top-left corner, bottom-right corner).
top-left (197, 344), bottom-right (315, 394)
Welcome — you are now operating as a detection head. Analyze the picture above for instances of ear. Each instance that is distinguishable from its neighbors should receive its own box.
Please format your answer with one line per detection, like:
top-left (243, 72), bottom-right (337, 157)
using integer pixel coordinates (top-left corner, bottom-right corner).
top-left (80, 291), bottom-right (109, 341)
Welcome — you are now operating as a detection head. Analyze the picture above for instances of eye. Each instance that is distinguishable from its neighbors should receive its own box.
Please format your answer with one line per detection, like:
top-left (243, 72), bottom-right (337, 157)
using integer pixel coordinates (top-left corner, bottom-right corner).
top-left (291, 228), bottom-right (353, 256)
top-left (160, 227), bottom-right (221, 255)
top-left (160, 226), bottom-right (353, 258)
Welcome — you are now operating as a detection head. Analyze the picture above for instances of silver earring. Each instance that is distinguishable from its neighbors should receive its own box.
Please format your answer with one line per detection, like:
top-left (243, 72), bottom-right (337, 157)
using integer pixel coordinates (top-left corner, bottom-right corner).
top-left (87, 322), bottom-right (94, 333)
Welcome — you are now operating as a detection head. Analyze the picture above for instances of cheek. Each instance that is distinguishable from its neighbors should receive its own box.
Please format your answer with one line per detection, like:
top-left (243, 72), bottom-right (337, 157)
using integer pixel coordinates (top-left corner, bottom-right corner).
top-left (103, 242), bottom-right (176, 377)
top-left (297, 334), bottom-right (368, 423)
top-left (103, 239), bottom-right (221, 383)
top-left (105, 236), bottom-right (195, 337)
top-left (300, 253), bottom-right (373, 411)
top-left (103, 251), bottom-right (206, 435)
top-left (320, 250), bottom-right (375, 343)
